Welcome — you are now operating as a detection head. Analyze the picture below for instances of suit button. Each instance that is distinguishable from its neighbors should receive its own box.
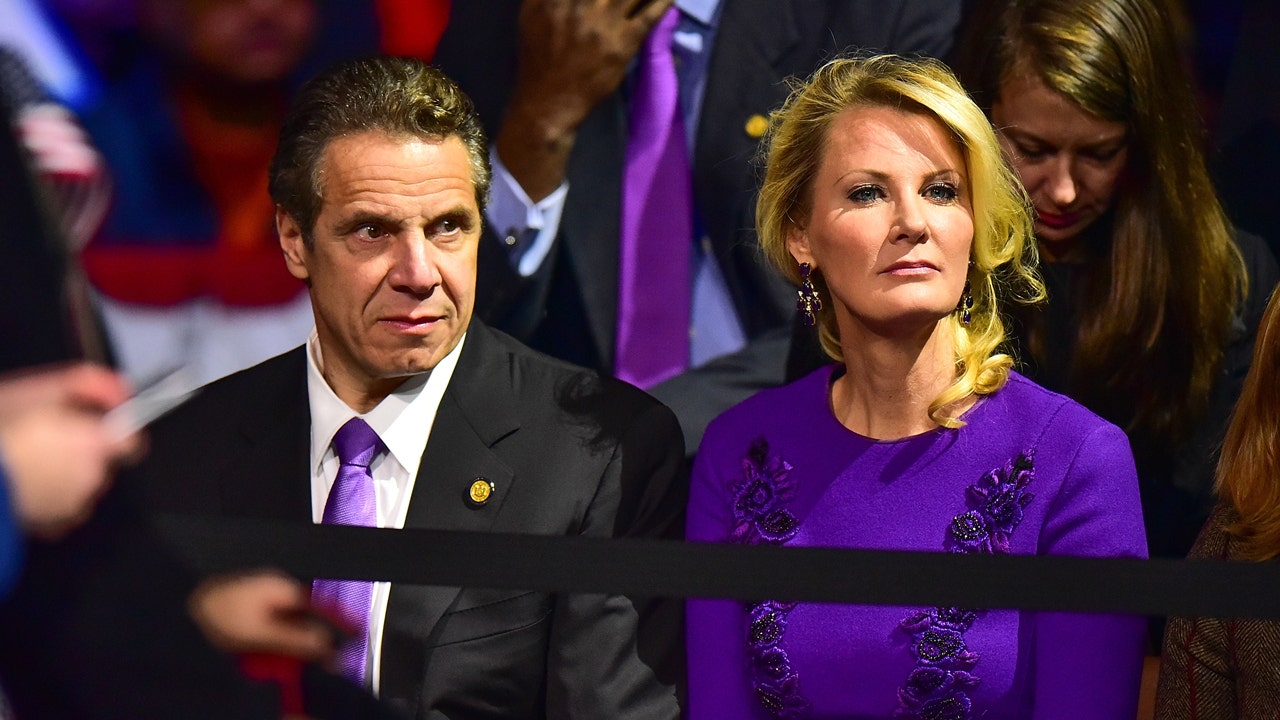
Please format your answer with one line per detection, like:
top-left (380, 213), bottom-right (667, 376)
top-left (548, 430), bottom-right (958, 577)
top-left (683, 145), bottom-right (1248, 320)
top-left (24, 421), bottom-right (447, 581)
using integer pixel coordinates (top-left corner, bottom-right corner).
top-left (468, 478), bottom-right (495, 506)
top-left (745, 114), bottom-right (769, 138)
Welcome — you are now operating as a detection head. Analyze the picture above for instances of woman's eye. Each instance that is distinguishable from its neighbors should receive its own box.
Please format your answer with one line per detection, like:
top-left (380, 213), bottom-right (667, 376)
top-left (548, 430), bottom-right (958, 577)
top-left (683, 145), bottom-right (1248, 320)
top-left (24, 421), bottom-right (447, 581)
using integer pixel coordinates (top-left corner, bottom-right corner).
top-left (924, 183), bottom-right (959, 202)
top-left (1084, 145), bottom-right (1124, 162)
top-left (1015, 145), bottom-right (1047, 161)
top-left (848, 185), bottom-right (883, 203)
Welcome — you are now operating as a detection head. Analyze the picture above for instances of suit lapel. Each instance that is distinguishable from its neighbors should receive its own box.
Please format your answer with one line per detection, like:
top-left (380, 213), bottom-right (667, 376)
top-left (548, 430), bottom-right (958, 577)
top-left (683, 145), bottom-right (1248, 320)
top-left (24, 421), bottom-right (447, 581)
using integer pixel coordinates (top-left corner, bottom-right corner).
top-left (219, 349), bottom-right (312, 522)
top-left (380, 323), bottom-right (520, 711)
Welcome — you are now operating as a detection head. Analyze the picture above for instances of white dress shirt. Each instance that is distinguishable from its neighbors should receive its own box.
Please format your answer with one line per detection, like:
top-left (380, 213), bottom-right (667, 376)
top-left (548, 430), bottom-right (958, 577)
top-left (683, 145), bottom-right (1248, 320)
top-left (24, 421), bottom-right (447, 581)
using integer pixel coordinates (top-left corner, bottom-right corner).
top-left (306, 330), bottom-right (465, 695)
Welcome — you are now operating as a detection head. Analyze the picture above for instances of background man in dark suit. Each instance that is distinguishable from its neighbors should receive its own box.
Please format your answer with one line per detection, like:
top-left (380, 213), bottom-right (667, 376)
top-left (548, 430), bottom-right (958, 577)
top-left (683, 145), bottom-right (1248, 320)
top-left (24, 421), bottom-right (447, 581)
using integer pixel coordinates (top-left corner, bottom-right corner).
top-left (137, 56), bottom-right (686, 719)
top-left (431, 0), bottom-right (962, 453)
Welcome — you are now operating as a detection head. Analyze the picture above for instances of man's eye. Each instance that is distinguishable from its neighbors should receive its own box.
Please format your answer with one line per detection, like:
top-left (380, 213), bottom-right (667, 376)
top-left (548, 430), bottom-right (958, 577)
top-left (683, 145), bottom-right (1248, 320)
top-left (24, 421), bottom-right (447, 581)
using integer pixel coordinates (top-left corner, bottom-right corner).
top-left (354, 224), bottom-right (386, 240)
top-left (847, 185), bottom-right (883, 203)
top-left (433, 216), bottom-right (471, 239)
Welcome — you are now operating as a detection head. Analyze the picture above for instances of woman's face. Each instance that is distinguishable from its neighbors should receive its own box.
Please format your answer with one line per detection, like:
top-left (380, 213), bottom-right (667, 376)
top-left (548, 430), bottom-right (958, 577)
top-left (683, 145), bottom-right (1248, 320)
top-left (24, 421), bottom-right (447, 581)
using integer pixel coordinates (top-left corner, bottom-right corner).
top-left (788, 106), bottom-right (974, 339)
top-left (991, 71), bottom-right (1128, 260)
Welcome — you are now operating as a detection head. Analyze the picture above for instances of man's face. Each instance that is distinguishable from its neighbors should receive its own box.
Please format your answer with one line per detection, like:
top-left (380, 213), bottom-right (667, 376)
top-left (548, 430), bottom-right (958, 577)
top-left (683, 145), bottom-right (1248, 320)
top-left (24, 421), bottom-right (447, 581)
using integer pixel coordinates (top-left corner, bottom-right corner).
top-left (152, 0), bottom-right (316, 85)
top-left (278, 130), bottom-right (480, 408)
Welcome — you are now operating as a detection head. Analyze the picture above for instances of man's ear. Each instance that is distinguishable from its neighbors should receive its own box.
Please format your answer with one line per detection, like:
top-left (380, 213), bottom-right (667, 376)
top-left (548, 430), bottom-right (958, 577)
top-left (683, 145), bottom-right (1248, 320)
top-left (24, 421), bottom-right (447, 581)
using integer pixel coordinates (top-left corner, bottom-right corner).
top-left (277, 207), bottom-right (310, 283)
top-left (787, 223), bottom-right (814, 268)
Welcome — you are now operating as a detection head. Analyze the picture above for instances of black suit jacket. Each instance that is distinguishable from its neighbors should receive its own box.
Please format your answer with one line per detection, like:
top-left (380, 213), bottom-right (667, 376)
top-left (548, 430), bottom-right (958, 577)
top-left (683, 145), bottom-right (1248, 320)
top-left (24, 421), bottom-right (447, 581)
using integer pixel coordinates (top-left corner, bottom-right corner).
top-left (433, 0), bottom-right (961, 449)
top-left (137, 320), bottom-right (687, 719)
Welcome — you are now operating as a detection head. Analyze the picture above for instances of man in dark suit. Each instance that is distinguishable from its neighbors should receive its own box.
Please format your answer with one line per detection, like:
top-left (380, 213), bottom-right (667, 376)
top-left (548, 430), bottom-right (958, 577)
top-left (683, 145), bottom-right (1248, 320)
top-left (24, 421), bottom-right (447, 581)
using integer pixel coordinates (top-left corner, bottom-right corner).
top-left (137, 56), bottom-right (686, 719)
top-left (431, 0), bottom-right (961, 452)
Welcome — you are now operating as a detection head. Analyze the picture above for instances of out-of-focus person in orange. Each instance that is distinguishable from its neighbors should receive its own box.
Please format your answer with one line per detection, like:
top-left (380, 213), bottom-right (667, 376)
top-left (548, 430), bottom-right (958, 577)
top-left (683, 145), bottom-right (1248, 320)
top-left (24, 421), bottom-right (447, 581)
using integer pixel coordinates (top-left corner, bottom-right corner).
top-left (79, 0), bottom-right (319, 392)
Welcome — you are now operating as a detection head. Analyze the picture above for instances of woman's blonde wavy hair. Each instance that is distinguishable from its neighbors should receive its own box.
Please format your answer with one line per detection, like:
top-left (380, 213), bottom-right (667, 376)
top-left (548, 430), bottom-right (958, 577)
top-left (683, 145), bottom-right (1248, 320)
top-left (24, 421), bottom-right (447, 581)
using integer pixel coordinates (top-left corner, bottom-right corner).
top-left (757, 54), bottom-right (1044, 428)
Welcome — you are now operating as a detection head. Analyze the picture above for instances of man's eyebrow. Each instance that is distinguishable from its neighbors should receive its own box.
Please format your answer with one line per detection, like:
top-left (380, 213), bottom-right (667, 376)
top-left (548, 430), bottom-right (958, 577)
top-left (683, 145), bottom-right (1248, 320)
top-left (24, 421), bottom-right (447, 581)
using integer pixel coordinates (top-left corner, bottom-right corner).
top-left (331, 210), bottom-right (398, 230)
top-left (431, 203), bottom-right (475, 218)
top-left (427, 205), bottom-right (481, 228)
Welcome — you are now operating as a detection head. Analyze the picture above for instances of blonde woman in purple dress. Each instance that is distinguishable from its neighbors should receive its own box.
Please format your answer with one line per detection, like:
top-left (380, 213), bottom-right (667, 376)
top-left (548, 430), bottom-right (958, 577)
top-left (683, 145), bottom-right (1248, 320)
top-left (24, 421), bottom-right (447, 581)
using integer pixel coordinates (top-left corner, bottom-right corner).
top-left (686, 55), bottom-right (1148, 720)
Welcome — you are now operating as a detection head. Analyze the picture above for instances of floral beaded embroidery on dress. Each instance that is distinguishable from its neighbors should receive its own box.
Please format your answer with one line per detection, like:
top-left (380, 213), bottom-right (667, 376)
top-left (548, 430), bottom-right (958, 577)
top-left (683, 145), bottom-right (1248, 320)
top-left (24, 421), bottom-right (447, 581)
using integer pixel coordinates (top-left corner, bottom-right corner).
top-left (895, 452), bottom-right (1036, 720)
top-left (730, 438), bottom-right (809, 719)
top-left (728, 440), bottom-right (1036, 719)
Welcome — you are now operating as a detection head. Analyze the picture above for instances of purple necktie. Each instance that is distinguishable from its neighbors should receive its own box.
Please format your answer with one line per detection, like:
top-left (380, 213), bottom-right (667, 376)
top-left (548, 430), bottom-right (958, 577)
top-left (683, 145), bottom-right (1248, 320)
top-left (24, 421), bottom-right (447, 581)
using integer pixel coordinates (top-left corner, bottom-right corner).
top-left (312, 417), bottom-right (382, 683)
top-left (615, 7), bottom-right (693, 389)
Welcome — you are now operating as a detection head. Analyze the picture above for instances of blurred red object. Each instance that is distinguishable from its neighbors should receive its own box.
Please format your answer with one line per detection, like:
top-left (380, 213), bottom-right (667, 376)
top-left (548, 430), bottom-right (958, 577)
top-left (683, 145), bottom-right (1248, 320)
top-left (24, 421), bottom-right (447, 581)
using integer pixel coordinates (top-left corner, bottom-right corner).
top-left (240, 652), bottom-right (305, 716)
top-left (376, 0), bottom-right (451, 61)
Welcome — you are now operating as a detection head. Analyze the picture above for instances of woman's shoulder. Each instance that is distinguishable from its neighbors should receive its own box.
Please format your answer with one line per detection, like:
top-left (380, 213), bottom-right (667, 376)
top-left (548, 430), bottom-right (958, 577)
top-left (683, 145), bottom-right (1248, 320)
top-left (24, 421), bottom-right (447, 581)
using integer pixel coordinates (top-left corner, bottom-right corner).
top-left (698, 365), bottom-right (835, 460)
top-left (987, 371), bottom-right (1121, 435)
top-left (975, 371), bottom-right (1133, 467)
top-left (710, 365), bottom-right (833, 428)
top-left (1189, 503), bottom-right (1237, 560)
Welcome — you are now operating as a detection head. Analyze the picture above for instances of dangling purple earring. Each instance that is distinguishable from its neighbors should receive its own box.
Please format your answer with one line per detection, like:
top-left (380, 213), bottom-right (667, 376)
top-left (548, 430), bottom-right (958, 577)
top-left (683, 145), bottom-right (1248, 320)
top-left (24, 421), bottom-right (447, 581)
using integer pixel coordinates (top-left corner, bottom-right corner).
top-left (797, 262), bottom-right (822, 327)
top-left (956, 279), bottom-right (973, 325)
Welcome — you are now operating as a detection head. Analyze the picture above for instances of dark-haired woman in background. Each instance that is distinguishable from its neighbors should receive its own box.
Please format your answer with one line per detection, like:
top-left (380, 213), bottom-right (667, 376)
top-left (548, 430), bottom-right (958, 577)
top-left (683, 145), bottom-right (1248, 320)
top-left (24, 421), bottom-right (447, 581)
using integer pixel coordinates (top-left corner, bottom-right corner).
top-left (954, 0), bottom-right (1279, 565)
top-left (1154, 286), bottom-right (1280, 717)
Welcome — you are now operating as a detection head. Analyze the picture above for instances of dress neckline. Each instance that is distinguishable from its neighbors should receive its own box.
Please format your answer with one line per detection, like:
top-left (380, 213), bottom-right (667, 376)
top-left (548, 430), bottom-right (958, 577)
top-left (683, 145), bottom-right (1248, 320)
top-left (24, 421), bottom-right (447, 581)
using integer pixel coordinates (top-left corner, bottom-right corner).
top-left (817, 364), bottom-right (988, 445)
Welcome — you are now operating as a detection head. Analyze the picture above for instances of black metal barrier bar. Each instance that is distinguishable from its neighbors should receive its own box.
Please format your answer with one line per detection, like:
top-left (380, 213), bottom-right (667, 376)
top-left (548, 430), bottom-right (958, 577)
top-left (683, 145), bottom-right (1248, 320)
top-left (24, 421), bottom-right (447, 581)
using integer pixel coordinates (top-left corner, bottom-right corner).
top-left (156, 515), bottom-right (1280, 619)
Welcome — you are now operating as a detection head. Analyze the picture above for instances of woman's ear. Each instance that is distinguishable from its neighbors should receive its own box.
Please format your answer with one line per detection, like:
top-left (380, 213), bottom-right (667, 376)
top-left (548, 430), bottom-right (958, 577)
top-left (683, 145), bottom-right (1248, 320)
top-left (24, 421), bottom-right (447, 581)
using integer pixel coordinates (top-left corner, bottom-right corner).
top-left (787, 223), bottom-right (814, 268)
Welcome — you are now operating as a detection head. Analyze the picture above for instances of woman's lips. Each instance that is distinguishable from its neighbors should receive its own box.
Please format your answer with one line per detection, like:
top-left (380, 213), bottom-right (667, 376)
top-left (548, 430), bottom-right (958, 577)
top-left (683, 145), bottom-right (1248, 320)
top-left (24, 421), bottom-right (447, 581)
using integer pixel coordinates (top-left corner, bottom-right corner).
top-left (1036, 211), bottom-right (1079, 229)
top-left (882, 260), bottom-right (939, 276)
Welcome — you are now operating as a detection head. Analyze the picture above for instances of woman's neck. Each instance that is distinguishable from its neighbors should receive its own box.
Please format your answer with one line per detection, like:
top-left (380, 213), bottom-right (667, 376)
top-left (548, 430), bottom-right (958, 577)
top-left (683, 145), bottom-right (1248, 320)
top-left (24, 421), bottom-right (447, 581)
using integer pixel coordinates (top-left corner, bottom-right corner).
top-left (831, 320), bottom-right (963, 440)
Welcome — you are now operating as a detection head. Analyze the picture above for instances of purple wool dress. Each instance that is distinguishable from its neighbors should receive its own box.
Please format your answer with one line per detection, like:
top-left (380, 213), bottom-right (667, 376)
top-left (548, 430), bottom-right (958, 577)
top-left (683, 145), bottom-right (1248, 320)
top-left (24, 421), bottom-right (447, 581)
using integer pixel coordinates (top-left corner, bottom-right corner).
top-left (686, 367), bottom-right (1148, 720)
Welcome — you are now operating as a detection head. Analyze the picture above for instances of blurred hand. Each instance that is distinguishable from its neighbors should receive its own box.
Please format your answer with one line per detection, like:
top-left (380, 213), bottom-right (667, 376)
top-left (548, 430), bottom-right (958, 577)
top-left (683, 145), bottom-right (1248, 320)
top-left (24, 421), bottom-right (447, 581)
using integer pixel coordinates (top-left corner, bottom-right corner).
top-left (496, 0), bottom-right (674, 201)
top-left (0, 363), bottom-right (140, 538)
top-left (190, 571), bottom-right (337, 663)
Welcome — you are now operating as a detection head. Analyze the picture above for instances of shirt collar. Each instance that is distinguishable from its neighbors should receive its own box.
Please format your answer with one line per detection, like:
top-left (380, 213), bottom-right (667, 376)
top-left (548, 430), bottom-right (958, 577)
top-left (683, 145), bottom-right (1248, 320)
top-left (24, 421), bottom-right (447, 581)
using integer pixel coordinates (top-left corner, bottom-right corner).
top-left (677, 0), bottom-right (719, 26)
top-left (306, 330), bottom-right (466, 478)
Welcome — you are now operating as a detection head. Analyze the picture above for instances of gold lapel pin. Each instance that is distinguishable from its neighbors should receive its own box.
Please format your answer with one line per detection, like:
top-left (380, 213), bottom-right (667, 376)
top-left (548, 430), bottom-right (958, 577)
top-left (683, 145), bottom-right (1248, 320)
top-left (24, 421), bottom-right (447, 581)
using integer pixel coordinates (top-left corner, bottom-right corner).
top-left (745, 114), bottom-right (769, 139)
top-left (468, 478), bottom-right (495, 506)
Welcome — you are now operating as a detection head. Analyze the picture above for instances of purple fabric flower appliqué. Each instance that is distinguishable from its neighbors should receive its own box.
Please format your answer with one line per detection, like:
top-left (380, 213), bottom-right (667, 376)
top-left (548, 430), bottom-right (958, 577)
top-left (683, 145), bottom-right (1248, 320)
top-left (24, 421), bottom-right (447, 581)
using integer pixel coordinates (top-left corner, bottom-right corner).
top-left (895, 451), bottom-right (1035, 720)
top-left (952, 452), bottom-right (1035, 555)
top-left (731, 438), bottom-right (809, 719)
top-left (731, 439), bottom-right (800, 545)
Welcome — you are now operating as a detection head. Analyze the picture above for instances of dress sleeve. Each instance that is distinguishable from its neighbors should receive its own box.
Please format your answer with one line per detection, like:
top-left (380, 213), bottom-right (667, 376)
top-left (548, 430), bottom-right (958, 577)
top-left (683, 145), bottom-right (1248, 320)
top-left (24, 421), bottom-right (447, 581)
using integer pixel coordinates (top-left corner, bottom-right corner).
top-left (1031, 421), bottom-right (1148, 720)
top-left (686, 425), bottom-right (761, 720)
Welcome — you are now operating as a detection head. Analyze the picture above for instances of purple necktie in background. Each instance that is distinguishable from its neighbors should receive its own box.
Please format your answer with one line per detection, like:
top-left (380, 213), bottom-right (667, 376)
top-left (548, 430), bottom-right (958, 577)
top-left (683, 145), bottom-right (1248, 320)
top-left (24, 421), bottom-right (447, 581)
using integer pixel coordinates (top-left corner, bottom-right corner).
top-left (312, 417), bottom-right (382, 684)
top-left (615, 7), bottom-right (693, 389)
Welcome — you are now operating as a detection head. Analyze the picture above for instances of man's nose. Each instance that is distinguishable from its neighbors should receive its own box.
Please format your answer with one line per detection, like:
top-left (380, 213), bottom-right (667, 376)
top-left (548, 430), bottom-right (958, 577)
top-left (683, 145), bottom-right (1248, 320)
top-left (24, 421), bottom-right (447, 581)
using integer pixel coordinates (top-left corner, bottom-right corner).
top-left (387, 235), bottom-right (442, 297)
